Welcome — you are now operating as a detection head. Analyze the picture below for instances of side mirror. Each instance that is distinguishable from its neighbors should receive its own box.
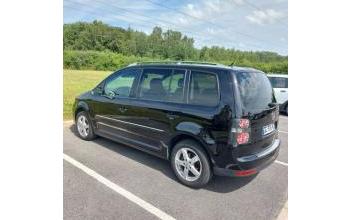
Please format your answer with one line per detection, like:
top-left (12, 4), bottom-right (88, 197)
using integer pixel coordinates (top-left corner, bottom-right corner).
top-left (92, 86), bottom-right (103, 95)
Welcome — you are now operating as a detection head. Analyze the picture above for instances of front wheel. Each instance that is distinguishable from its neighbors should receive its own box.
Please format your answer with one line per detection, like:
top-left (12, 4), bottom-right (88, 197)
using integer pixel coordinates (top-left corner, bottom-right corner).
top-left (171, 140), bottom-right (212, 188)
top-left (75, 111), bottom-right (96, 141)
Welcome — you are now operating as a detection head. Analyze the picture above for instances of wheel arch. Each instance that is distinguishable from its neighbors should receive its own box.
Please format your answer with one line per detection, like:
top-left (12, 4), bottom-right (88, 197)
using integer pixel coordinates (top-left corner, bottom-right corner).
top-left (74, 101), bottom-right (90, 120)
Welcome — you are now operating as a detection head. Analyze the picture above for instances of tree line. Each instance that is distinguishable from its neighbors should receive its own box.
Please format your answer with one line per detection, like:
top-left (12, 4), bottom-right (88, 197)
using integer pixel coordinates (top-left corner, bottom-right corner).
top-left (64, 20), bottom-right (288, 73)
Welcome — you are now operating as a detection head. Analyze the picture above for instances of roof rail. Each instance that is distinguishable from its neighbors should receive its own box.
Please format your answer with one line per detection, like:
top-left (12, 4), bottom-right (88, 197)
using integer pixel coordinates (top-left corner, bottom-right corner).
top-left (128, 61), bottom-right (224, 66)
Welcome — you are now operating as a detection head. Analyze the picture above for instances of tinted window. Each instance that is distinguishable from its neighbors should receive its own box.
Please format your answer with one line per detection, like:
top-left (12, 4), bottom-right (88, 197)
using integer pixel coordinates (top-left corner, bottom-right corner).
top-left (168, 70), bottom-right (186, 103)
top-left (236, 72), bottom-right (275, 112)
top-left (268, 76), bottom-right (288, 88)
top-left (139, 68), bottom-right (186, 102)
top-left (104, 69), bottom-right (139, 98)
top-left (189, 71), bottom-right (219, 106)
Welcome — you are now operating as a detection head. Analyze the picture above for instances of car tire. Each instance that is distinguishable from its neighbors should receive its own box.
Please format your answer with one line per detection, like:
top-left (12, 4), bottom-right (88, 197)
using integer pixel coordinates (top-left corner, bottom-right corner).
top-left (285, 103), bottom-right (288, 115)
top-left (171, 139), bottom-right (212, 188)
top-left (75, 111), bottom-right (96, 141)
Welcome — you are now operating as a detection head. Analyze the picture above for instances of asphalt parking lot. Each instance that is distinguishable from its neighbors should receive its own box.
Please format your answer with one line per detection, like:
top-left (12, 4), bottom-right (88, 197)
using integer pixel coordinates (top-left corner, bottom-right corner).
top-left (63, 116), bottom-right (288, 220)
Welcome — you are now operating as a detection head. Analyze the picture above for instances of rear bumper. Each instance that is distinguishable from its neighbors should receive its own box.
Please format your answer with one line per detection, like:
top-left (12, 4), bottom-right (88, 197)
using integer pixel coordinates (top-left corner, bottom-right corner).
top-left (213, 139), bottom-right (280, 177)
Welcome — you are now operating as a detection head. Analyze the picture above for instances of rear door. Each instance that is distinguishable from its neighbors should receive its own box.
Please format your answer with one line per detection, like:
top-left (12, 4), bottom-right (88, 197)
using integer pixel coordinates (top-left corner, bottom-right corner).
top-left (234, 71), bottom-right (279, 156)
top-left (268, 76), bottom-right (288, 104)
top-left (123, 68), bottom-right (187, 156)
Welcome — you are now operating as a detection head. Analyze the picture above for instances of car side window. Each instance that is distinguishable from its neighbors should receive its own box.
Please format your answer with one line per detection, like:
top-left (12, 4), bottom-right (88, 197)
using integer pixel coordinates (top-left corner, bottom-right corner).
top-left (167, 69), bottom-right (186, 103)
top-left (189, 71), bottom-right (219, 106)
top-left (104, 69), bottom-right (139, 98)
top-left (139, 68), bottom-right (186, 103)
top-left (268, 77), bottom-right (288, 88)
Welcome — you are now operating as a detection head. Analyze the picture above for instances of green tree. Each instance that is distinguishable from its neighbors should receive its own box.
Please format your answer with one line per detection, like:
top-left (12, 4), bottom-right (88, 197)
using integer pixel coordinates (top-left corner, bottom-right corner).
top-left (63, 21), bottom-right (288, 73)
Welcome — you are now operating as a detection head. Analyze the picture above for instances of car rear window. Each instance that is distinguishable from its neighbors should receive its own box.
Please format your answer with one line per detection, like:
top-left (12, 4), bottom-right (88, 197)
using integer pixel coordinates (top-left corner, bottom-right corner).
top-left (235, 71), bottom-right (275, 113)
top-left (268, 76), bottom-right (288, 88)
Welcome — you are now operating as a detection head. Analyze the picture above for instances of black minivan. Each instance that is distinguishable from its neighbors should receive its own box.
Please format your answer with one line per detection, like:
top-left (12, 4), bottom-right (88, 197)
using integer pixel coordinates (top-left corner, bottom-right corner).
top-left (73, 61), bottom-right (280, 188)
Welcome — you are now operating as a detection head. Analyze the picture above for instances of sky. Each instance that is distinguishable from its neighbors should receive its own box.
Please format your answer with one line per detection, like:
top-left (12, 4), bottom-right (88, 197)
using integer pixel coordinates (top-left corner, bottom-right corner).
top-left (64, 0), bottom-right (288, 55)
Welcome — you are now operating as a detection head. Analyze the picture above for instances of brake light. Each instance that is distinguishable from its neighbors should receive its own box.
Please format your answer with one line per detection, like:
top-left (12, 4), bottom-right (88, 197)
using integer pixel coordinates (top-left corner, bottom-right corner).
top-left (237, 132), bottom-right (249, 144)
top-left (239, 119), bottom-right (249, 128)
top-left (233, 118), bottom-right (251, 145)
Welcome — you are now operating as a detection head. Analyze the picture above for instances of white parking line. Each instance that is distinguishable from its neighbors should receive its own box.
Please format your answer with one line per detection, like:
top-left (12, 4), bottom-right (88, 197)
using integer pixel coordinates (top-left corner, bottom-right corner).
top-left (279, 130), bottom-right (288, 134)
top-left (275, 160), bottom-right (288, 166)
top-left (63, 154), bottom-right (176, 220)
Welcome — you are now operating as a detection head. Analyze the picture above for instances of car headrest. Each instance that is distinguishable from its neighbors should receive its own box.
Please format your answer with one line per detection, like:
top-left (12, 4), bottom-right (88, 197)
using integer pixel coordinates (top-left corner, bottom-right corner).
top-left (150, 78), bottom-right (163, 90)
top-left (178, 78), bottom-right (184, 87)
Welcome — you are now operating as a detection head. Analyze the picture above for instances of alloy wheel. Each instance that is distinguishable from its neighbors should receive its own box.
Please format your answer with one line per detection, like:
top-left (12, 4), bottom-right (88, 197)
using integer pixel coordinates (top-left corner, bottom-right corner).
top-left (174, 147), bottom-right (202, 182)
top-left (77, 115), bottom-right (89, 137)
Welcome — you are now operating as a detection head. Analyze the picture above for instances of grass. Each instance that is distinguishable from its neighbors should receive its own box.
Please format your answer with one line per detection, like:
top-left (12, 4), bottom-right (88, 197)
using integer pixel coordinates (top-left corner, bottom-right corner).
top-left (64, 69), bottom-right (111, 120)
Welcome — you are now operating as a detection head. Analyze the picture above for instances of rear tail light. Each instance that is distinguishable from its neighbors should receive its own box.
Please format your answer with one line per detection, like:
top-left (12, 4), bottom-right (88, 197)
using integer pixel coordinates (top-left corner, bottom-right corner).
top-left (232, 118), bottom-right (251, 145)
top-left (237, 132), bottom-right (249, 144)
top-left (239, 119), bottom-right (249, 128)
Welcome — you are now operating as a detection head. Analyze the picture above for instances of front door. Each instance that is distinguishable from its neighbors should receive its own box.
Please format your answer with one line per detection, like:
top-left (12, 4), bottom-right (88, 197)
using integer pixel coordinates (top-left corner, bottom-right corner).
top-left (94, 68), bottom-right (141, 139)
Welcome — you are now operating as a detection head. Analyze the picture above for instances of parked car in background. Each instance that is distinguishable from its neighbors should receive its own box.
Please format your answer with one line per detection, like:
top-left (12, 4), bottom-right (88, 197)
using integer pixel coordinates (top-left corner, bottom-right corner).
top-left (267, 74), bottom-right (288, 115)
top-left (73, 61), bottom-right (280, 188)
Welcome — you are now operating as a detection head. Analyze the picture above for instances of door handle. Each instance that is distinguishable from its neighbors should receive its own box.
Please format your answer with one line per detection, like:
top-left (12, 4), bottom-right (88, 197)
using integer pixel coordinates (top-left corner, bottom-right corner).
top-left (166, 113), bottom-right (179, 120)
top-left (119, 106), bottom-right (128, 113)
top-left (280, 90), bottom-right (287, 92)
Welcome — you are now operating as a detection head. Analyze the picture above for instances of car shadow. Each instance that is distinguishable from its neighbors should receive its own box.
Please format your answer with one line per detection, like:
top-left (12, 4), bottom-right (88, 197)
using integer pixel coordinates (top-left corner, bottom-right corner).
top-left (69, 125), bottom-right (257, 193)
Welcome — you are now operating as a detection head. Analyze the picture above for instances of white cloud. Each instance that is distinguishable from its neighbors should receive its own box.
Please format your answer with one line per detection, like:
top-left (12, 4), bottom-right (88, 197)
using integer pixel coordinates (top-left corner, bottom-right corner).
top-left (186, 3), bottom-right (194, 10)
top-left (206, 27), bottom-right (215, 34)
top-left (204, 1), bottom-right (221, 13)
top-left (181, 0), bottom-right (243, 21)
top-left (153, 0), bottom-right (286, 52)
top-left (246, 9), bottom-right (284, 25)
top-left (177, 17), bottom-right (189, 25)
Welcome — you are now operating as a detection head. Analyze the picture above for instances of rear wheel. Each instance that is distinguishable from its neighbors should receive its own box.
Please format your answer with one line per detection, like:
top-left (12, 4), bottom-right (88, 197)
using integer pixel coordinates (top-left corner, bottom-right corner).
top-left (171, 139), bottom-right (212, 188)
top-left (75, 111), bottom-right (96, 141)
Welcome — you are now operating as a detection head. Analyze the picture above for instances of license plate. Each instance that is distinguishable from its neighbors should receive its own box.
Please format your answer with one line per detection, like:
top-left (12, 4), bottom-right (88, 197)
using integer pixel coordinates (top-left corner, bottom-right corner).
top-left (262, 123), bottom-right (275, 136)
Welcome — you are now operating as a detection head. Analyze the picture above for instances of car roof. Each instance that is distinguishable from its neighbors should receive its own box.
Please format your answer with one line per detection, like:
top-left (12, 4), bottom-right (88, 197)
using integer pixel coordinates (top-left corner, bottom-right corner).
top-left (267, 73), bottom-right (288, 78)
top-left (127, 61), bottom-right (262, 73)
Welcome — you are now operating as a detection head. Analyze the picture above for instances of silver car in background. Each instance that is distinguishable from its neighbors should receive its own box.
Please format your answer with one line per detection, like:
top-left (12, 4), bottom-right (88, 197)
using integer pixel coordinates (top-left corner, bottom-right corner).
top-left (267, 74), bottom-right (288, 115)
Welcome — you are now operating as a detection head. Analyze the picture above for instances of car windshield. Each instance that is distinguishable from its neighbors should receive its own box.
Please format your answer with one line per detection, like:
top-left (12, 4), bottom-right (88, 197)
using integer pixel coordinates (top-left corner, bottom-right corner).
top-left (268, 76), bottom-right (288, 88)
top-left (235, 71), bottom-right (275, 114)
